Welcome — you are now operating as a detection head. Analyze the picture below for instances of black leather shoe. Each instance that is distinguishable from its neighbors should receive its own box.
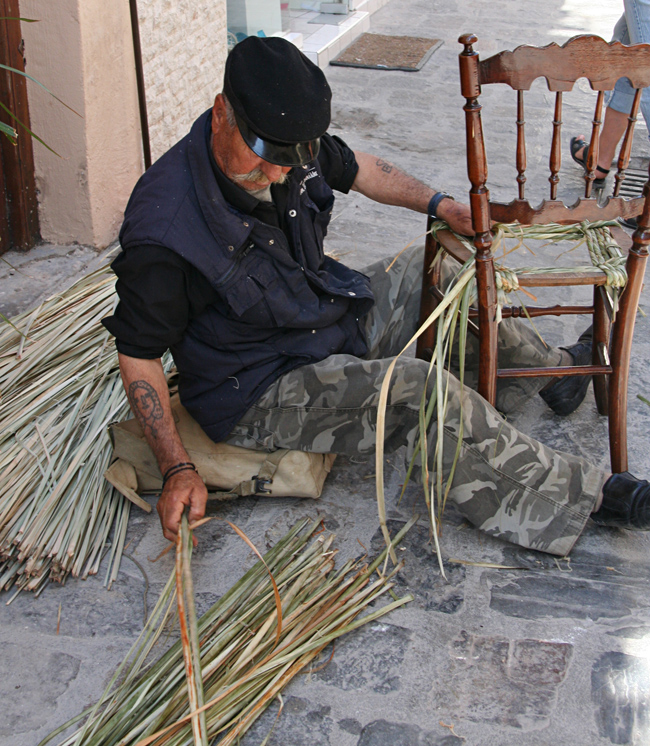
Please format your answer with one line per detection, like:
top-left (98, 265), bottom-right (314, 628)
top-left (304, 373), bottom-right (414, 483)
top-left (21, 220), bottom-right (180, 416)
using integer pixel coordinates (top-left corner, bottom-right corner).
top-left (539, 338), bottom-right (592, 416)
top-left (592, 472), bottom-right (650, 529)
top-left (619, 216), bottom-right (638, 231)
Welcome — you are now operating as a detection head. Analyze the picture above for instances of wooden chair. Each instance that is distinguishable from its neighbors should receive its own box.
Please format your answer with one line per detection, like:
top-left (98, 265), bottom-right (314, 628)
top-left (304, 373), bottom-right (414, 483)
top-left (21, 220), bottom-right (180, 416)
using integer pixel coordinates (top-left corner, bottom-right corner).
top-left (416, 34), bottom-right (650, 473)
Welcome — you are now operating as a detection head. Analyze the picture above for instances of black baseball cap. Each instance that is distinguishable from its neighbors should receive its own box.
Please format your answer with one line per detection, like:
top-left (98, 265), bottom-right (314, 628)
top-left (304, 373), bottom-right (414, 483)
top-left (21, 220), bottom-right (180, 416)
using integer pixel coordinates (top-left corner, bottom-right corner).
top-left (223, 36), bottom-right (332, 167)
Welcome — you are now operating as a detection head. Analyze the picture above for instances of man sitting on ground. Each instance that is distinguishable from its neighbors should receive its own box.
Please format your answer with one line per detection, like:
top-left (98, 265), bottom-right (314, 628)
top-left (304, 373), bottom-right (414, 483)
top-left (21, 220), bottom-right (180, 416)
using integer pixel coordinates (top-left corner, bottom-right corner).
top-left (103, 36), bottom-right (650, 554)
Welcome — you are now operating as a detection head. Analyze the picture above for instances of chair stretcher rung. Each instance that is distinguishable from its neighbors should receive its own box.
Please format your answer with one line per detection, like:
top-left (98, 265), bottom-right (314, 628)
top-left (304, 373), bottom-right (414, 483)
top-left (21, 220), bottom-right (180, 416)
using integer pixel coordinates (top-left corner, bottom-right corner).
top-left (518, 271), bottom-right (607, 287)
top-left (497, 364), bottom-right (612, 378)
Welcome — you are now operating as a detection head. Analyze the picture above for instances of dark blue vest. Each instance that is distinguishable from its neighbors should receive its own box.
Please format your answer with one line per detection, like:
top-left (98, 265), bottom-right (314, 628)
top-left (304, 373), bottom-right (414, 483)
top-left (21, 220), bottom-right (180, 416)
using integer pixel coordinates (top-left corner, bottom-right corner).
top-left (119, 111), bottom-right (374, 442)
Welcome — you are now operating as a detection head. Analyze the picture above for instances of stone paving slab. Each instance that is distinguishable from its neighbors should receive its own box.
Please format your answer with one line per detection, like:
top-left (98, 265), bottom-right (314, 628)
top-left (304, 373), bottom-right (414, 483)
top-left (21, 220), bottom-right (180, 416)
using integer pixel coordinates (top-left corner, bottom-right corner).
top-left (2, 1), bottom-right (650, 745)
top-left (0, 243), bottom-right (117, 320)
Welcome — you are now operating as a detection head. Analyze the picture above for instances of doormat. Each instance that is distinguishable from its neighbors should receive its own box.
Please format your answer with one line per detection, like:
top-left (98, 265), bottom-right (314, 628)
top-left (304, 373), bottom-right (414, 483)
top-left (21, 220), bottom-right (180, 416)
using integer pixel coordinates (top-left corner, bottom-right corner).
top-left (330, 33), bottom-right (443, 71)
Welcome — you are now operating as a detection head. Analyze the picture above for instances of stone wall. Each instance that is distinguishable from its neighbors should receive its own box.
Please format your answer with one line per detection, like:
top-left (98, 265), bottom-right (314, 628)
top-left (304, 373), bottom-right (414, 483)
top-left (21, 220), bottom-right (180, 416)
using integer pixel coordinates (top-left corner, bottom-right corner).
top-left (138, 0), bottom-right (228, 163)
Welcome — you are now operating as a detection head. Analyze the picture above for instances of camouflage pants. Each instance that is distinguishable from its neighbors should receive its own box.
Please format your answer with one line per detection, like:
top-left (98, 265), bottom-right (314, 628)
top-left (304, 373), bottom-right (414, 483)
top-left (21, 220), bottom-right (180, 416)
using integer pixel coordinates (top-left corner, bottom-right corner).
top-left (228, 245), bottom-right (606, 556)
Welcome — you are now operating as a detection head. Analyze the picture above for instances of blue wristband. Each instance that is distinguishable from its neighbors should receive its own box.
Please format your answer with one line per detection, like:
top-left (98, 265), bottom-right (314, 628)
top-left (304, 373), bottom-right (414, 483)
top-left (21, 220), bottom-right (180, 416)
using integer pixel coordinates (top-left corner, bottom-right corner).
top-left (428, 191), bottom-right (454, 219)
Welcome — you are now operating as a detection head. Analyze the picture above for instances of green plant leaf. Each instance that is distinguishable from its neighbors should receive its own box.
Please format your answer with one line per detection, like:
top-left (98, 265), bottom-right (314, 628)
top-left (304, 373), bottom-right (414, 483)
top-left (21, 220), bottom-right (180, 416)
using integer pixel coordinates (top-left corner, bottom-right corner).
top-left (0, 120), bottom-right (16, 141)
top-left (0, 100), bottom-right (60, 155)
top-left (0, 63), bottom-right (81, 117)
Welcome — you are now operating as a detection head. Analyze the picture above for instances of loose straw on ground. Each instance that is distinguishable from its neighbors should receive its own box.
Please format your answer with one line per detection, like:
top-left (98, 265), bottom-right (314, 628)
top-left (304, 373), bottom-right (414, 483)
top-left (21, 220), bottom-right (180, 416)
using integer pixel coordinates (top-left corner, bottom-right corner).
top-left (0, 265), bottom-right (171, 598)
top-left (41, 516), bottom-right (415, 746)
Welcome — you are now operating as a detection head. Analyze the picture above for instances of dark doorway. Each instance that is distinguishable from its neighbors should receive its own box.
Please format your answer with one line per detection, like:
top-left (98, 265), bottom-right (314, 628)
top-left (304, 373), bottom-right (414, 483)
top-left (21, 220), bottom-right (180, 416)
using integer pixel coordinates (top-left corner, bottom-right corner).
top-left (0, 0), bottom-right (39, 255)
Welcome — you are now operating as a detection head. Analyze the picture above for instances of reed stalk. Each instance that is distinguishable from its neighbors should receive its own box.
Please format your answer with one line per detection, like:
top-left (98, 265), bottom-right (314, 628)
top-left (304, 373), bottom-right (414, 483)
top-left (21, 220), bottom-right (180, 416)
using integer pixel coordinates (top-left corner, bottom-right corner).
top-left (0, 265), bottom-right (173, 596)
top-left (375, 220), bottom-right (626, 571)
top-left (40, 517), bottom-right (414, 746)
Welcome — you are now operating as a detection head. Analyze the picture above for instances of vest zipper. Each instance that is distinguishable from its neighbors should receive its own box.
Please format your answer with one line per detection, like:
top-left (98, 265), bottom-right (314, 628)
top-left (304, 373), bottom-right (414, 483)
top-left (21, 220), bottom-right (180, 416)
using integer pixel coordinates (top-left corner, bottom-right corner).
top-left (214, 241), bottom-right (254, 288)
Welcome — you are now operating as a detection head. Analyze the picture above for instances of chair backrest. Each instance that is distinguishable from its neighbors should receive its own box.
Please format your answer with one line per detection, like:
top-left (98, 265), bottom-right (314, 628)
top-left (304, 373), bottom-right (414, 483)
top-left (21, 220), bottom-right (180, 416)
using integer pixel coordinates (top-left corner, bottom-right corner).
top-left (459, 34), bottom-right (650, 234)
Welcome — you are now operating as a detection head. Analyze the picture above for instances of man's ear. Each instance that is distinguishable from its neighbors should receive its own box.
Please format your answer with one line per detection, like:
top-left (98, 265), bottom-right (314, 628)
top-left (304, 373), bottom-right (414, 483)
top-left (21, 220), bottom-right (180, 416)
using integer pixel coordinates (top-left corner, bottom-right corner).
top-left (212, 93), bottom-right (226, 130)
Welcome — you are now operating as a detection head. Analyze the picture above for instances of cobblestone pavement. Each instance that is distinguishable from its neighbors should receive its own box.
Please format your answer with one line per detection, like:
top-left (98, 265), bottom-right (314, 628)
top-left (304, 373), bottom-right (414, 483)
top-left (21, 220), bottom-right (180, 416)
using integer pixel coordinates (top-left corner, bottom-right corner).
top-left (2, 1), bottom-right (650, 744)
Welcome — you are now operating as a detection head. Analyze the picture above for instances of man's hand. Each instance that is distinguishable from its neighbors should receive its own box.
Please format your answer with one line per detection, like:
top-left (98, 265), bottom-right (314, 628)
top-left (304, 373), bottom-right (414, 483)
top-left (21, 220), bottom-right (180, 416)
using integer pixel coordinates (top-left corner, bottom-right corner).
top-left (156, 469), bottom-right (209, 543)
top-left (436, 198), bottom-right (474, 236)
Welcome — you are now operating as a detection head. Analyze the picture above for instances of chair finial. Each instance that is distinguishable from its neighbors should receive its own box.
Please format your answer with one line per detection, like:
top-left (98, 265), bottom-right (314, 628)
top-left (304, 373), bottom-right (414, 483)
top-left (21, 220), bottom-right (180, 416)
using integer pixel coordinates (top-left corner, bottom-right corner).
top-left (459, 33), bottom-right (478, 52)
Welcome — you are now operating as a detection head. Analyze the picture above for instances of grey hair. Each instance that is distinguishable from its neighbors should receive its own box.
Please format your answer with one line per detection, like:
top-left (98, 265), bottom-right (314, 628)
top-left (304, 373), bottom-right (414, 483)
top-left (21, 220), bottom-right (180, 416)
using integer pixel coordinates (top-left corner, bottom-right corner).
top-left (222, 95), bottom-right (237, 128)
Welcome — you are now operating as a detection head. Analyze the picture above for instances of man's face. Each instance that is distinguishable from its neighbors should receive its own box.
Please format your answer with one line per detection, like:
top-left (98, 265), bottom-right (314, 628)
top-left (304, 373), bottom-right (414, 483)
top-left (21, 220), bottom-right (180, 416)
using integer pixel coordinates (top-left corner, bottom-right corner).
top-left (211, 95), bottom-right (292, 192)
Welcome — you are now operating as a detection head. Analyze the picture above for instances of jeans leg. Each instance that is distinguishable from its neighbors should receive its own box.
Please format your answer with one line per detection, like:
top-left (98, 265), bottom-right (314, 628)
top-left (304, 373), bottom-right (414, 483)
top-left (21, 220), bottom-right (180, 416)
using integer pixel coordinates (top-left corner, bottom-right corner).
top-left (623, 0), bottom-right (650, 46)
top-left (606, 4), bottom-right (650, 132)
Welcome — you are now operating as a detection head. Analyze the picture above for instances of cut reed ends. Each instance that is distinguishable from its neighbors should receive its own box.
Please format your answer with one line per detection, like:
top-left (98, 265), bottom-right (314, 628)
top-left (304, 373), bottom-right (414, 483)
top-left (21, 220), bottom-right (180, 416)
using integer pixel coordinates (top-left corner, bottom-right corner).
top-left (41, 517), bottom-right (415, 746)
top-left (0, 265), bottom-right (170, 599)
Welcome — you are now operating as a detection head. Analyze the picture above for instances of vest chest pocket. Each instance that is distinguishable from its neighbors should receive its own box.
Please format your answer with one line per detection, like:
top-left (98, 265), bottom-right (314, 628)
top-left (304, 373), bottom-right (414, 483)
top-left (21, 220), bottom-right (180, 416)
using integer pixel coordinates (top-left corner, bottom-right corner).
top-left (223, 256), bottom-right (317, 329)
top-left (223, 266), bottom-right (278, 328)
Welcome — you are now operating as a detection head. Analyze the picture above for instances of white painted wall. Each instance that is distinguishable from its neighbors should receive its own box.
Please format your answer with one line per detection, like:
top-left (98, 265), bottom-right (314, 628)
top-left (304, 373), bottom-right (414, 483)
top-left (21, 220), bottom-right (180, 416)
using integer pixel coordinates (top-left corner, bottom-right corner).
top-left (227, 0), bottom-right (283, 37)
top-left (21, 0), bottom-right (142, 248)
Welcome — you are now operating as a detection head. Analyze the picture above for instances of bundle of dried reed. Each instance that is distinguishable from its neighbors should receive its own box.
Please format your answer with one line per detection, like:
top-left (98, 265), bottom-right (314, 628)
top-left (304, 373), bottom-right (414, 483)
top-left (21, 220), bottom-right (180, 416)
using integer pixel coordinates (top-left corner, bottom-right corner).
top-left (0, 265), bottom-right (169, 598)
top-left (42, 516), bottom-right (414, 746)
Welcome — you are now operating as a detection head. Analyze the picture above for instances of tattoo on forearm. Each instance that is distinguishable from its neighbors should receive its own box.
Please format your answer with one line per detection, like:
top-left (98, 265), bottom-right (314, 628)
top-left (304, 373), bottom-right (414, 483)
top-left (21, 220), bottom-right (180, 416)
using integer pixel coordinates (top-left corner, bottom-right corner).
top-left (128, 380), bottom-right (164, 439)
top-left (376, 158), bottom-right (394, 174)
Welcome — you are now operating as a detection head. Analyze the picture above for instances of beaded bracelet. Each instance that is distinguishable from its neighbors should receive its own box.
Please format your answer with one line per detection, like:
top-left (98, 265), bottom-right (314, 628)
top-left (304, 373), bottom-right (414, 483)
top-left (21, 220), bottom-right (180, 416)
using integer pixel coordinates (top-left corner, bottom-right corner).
top-left (162, 461), bottom-right (197, 486)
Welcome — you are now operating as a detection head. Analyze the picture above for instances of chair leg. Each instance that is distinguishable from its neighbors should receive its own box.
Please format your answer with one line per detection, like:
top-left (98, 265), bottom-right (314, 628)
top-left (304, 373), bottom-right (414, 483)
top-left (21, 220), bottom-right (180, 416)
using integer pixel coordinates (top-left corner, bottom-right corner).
top-left (608, 246), bottom-right (648, 473)
top-left (592, 285), bottom-right (611, 415)
top-left (476, 253), bottom-right (499, 405)
top-left (416, 224), bottom-right (442, 360)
